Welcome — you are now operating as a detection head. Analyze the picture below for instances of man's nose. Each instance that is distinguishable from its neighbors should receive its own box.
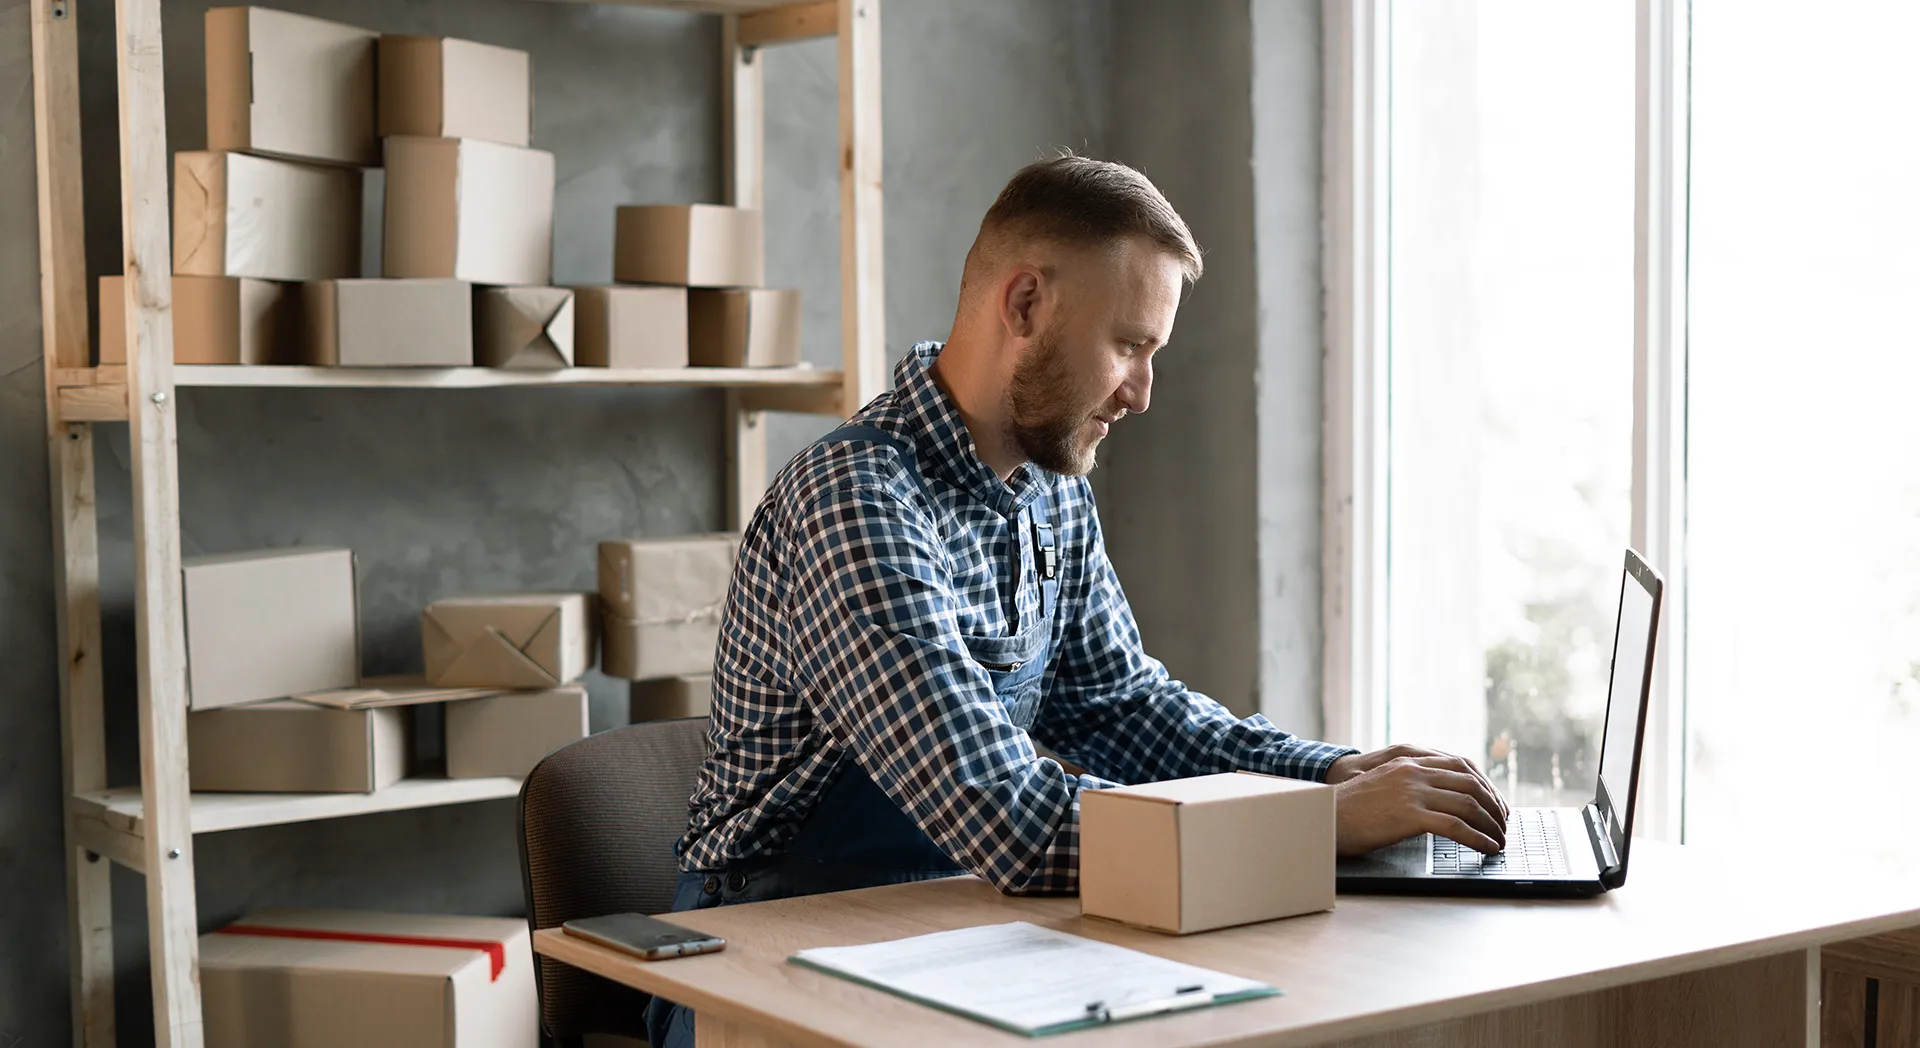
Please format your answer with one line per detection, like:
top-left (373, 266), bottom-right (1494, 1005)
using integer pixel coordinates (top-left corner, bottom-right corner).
top-left (1119, 360), bottom-right (1152, 416)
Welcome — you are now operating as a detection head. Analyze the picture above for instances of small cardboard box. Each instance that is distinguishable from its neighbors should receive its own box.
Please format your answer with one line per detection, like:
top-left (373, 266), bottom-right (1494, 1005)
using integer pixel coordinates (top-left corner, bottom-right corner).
top-left (444, 685), bottom-right (590, 779)
top-left (422, 593), bottom-right (595, 689)
top-left (188, 700), bottom-right (405, 793)
top-left (598, 535), bottom-right (737, 680)
top-left (688, 289), bottom-right (801, 367)
top-left (475, 286), bottom-right (574, 369)
top-left (1079, 771), bottom-right (1336, 934)
top-left (100, 274), bottom-right (288, 365)
top-left (384, 136), bottom-right (555, 286)
top-left (183, 548), bottom-right (360, 711)
top-left (174, 150), bottom-right (363, 282)
top-left (630, 674), bottom-right (711, 722)
top-left (201, 909), bottom-right (537, 1048)
top-left (572, 285), bottom-right (687, 369)
top-left (206, 6), bottom-right (378, 166)
top-left (379, 35), bottom-right (531, 147)
top-left (301, 278), bottom-right (473, 366)
top-left (613, 204), bottom-right (764, 288)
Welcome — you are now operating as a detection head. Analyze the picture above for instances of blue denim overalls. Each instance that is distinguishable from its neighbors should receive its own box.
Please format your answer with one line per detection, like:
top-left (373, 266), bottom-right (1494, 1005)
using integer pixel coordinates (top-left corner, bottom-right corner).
top-left (643, 424), bottom-right (1061, 1048)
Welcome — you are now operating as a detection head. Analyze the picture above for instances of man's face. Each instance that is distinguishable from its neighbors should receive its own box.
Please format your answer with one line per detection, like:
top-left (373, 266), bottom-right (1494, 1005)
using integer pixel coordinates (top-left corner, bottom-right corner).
top-left (1005, 238), bottom-right (1184, 476)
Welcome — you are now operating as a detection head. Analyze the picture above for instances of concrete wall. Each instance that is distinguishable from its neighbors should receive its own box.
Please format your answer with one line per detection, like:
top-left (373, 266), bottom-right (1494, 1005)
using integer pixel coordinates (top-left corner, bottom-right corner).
top-left (0, 1), bottom-right (1107, 1043)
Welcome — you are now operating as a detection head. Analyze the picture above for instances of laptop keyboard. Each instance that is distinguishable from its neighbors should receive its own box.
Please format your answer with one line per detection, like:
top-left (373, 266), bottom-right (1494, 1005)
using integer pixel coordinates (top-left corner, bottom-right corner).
top-left (1431, 808), bottom-right (1569, 877)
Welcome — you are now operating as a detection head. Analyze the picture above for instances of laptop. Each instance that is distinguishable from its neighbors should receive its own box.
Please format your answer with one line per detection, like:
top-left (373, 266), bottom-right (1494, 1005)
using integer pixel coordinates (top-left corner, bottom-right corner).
top-left (1335, 548), bottom-right (1664, 898)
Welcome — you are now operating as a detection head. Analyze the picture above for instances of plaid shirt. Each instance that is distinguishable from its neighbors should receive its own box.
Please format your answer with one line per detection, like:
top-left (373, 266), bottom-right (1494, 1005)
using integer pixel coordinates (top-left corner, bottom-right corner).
top-left (682, 341), bottom-right (1355, 893)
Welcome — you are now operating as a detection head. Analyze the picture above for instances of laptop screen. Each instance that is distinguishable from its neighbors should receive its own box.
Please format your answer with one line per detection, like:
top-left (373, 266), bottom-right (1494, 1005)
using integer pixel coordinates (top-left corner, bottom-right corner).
top-left (1593, 551), bottom-right (1663, 856)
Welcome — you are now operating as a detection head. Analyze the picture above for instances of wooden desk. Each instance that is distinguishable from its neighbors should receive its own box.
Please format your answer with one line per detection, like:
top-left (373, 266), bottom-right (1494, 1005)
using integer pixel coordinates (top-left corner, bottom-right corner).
top-left (534, 842), bottom-right (1920, 1047)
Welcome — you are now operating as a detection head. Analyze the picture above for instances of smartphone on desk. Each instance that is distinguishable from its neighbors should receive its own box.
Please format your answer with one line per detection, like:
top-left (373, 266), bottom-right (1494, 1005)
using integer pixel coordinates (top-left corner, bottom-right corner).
top-left (562, 913), bottom-right (726, 961)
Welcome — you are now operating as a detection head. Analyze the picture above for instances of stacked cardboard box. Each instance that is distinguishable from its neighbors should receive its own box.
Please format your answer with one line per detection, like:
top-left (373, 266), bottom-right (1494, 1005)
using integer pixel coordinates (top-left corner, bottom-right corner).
top-left (600, 204), bottom-right (801, 368)
top-left (598, 535), bottom-right (739, 680)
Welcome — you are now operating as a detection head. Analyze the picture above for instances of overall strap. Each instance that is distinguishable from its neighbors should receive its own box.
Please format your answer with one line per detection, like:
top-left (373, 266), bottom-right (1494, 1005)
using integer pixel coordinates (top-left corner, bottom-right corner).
top-left (1030, 481), bottom-right (1060, 621)
top-left (817, 423), bottom-right (915, 461)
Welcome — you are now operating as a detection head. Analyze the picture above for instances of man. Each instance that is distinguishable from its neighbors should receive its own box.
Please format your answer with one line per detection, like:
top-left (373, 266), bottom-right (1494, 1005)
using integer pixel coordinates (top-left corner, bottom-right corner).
top-left (645, 156), bottom-right (1507, 1046)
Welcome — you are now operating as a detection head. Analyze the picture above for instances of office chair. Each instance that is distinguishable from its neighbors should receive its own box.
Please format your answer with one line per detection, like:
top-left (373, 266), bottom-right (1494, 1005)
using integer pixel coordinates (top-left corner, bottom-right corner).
top-left (519, 717), bottom-right (710, 1046)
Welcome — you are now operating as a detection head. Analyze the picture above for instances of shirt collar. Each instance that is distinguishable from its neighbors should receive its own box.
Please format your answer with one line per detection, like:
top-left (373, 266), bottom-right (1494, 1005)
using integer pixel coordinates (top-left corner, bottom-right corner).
top-left (894, 341), bottom-right (1052, 515)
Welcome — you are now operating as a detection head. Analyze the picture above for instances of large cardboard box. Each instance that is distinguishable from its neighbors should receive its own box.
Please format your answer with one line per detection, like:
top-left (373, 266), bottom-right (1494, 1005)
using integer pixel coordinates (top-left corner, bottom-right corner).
top-left (475, 286), bottom-right (574, 369)
top-left (301, 278), bottom-right (472, 366)
top-left (630, 674), bottom-right (711, 722)
top-left (188, 700), bottom-right (405, 793)
top-left (206, 7), bottom-right (378, 166)
top-left (422, 593), bottom-right (595, 689)
top-left (613, 204), bottom-right (764, 287)
top-left (201, 909), bottom-right (537, 1048)
top-left (384, 136), bottom-right (554, 286)
top-left (572, 285), bottom-right (687, 369)
top-left (598, 535), bottom-right (738, 680)
top-left (99, 274), bottom-right (288, 365)
top-left (175, 151), bottom-right (362, 282)
top-left (444, 686), bottom-right (589, 779)
top-left (379, 35), bottom-right (531, 147)
top-left (1079, 772), bottom-right (1335, 935)
top-left (184, 548), bottom-right (360, 711)
top-left (688, 289), bottom-right (801, 368)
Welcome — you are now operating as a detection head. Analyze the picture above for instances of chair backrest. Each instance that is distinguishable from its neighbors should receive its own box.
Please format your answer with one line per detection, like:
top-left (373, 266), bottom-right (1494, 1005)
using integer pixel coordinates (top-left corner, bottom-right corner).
top-left (519, 717), bottom-right (710, 1042)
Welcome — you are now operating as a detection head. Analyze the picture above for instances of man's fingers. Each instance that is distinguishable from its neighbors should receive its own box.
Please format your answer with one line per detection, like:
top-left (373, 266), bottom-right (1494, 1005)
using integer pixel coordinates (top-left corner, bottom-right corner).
top-left (1424, 813), bottom-right (1501, 855)
top-left (1422, 785), bottom-right (1506, 850)
top-left (1410, 757), bottom-right (1510, 825)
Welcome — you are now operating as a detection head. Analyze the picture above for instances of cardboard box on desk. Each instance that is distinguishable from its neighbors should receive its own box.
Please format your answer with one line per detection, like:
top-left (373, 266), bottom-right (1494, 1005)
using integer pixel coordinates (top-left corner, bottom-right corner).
top-left (188, 699), bottom-right (405, 793)
top-left (598, 535), bottom-right (738, 680)
top-left (572, 285), bottom-right (687, 369)
top-left (200, 909), bottom-right (537, 1048)
top-left (379, 35), bottom-right (531, 147)
top-left (422, 593), bottom-right (595, 689)
top-left (631, 674), bottom-right (711, 722)
top-left (613, 204), bottom-right (763, 287)
top-left (174, 151), bottom-right (362, 282)
top-left (1080, 771), bottom-right (1335, 935)
top-left (100, 274), bottom-right (288, 365)
top-left (475, 286), bottom-right (574, 369)
top-left (689, 289), bottom-right (801, 368)
top-left (183, 548), bottom-right (360, 711)
top-left (384, 136), bottom-right (554, 286)
top-left (205, 6), bottom-right (378, 166)
top-left (444, 685), bottom-right (589, 779)
top-left (300, 278), bottom-right (473, 366)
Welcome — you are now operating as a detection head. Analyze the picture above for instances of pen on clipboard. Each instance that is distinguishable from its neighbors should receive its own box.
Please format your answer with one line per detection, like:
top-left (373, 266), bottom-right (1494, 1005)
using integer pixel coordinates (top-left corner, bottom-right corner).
top-left (1084, 984), bottom-right (1214, 1023)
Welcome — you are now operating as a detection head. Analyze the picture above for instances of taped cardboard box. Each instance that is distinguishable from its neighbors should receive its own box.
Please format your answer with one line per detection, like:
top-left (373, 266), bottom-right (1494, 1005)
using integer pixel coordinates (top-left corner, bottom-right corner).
top-left (301, 278), bottom-right (472, 366)
top-left (201, 909), bottom-right (537, 1048)
top-left (572, 285), bottom-right (687, 369)
top-left (630, 674), bottom-right (711, 722)
top-left (444, 685), bottom-right (589, 779)
top-left (598, 535), bottom-right (738, 680)
top-left (384, 136), bottom-right (555, 286)
top-left (99, 274), bottom-right (288, 365)
top-left (1080, 771), bottom-right (1335, 934)
top-left (184, 547), bottom-right (360, 711)
top-left (688, 289), bottom-right (801, 368)
top-left (476, 286), bottom-right (574, 369)
top-left (188, 699), bottom-right (405, 793)
top-left (422, 593), bottom-right (595, 689)
top-left (174, 150), bottom-right (362, 282)
top-left (206, 6), bottom-right (378, 166)
top-left (379, 35), bottom-right (531, 147)
top-left (613, 204), bottom-right (764, 288)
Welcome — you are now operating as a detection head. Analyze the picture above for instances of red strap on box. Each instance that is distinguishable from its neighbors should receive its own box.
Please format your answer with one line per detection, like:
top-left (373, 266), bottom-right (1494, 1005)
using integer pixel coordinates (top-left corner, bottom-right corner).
top-left (216, 923), bottom-right (507, 981)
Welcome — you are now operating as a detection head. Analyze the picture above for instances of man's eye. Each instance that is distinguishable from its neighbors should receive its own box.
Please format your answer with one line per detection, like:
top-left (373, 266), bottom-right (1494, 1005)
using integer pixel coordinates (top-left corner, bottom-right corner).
top-left (1120, 341), bottom-right (1140, 352)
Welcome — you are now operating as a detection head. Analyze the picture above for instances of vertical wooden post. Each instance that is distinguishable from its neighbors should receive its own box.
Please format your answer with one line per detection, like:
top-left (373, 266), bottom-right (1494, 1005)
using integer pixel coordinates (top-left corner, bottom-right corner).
top-left (112, 0), bottom-right (205, 1044)
top-left (839, 0), bottom-right (886, 412)
top-left (723, 13), bottom-right (771, 531)
top-left (30, 1), bottom-right (116, 1044)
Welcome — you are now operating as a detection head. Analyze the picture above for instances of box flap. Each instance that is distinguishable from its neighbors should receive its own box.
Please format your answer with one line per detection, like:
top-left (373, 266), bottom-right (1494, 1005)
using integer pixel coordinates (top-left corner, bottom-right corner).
top-left (1105, 771), bottom-right (1320, 807)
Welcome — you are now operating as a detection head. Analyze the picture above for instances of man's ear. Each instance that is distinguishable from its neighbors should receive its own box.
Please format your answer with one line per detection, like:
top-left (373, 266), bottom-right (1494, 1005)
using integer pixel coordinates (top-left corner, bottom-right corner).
top-left (1000, 266), bottom-right (1044, 340)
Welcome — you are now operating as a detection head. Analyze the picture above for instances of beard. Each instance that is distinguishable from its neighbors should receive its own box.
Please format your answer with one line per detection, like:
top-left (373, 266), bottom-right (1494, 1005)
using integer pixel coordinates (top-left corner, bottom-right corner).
top-left (1006, 320), bottom-right (1107, 477)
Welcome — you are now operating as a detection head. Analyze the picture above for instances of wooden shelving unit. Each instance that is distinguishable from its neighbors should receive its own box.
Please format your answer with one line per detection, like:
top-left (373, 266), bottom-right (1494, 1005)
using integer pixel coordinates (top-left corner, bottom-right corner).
top-left (27, 0), bottom-right (883, 1044)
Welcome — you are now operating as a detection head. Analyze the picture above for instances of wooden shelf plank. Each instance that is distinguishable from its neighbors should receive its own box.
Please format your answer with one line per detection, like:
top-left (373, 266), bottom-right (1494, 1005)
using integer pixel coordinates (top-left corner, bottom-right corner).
top-left (527, 0), bottom-right (823, 14)
top-left (172, 364), bottom-right (840, 389)
top-left (71, 777), bottom-right (523, 839)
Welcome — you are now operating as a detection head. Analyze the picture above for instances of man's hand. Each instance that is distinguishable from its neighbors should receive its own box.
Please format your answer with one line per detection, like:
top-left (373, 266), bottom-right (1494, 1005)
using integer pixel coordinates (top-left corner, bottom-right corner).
top-left (1326, 744), bottom-right (1509, 857)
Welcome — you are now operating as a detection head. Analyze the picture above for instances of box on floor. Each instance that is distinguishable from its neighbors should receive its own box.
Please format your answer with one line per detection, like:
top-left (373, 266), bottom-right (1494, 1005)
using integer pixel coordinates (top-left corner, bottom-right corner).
top-left (630, 674), bottom-right (711, 721)
top-left (200, 909), bottom-right (537, 1048)
top-left (301, 278), bottom-right (472, 366)
top-left (384, 136), bottom-right (555, 286)
top-left (613, 204), bottom-right (763, 288)
top-left (422, 592), bottom-right (595, 689)
top-left (688, 289), bottom-right (801, 368)
top-left (174, 150), bottom-right (362, 282)
top-left (206, 6), bottom-right (378, 166)
top-left (188, 699), bottom-right (405, 793)
top-left (476, 286), bottom-right (574, 369)
top-left (1079, 771), bottom-right (1335, 934)
top-left (598, 535), bottom-right (738, 680)
top-left (572, 285), bottom-right (687, 369)
top-left (99, 274), bottom-right (289, 365)
top-left (183, 547), bottom-right (359, 711)
top-left (379, 35), bottom-right (531, 147)
top-left (444, 685), bottom-right (590, 779)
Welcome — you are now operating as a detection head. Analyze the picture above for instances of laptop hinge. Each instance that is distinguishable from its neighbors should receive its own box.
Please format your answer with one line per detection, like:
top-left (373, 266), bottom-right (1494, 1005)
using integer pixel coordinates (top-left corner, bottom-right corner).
top-left (1585, 804), bottom-right (1621, 870)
